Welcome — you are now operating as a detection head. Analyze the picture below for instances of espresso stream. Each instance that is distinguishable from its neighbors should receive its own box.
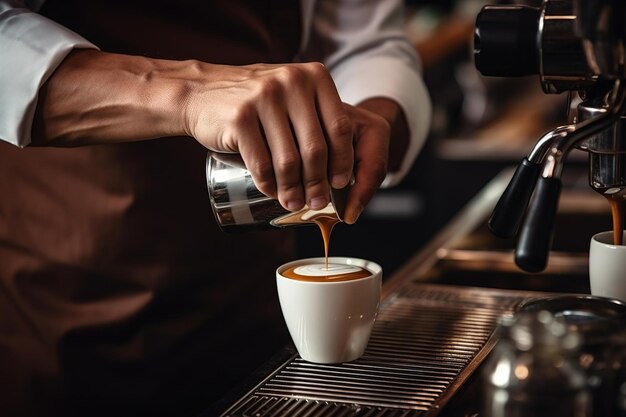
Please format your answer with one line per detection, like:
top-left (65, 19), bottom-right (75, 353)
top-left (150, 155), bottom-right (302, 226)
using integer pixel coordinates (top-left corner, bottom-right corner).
top-left (282, 211), bottom-right (371, 282)
top-left (606, 195), bottom-right (625, 245)
top-left (313, 214), bottom-right (341, 269)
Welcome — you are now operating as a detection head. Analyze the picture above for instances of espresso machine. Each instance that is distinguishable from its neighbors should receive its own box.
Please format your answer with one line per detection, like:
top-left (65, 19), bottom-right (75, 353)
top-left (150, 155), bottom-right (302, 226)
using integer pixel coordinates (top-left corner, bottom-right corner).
top-left (473, 0), bottom-right (626, 272)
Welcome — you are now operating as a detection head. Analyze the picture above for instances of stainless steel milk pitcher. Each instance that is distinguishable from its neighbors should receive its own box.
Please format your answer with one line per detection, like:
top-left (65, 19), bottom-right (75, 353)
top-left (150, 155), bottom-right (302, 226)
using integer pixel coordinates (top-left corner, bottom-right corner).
top-left (206, 152), bottom-right (348, 232)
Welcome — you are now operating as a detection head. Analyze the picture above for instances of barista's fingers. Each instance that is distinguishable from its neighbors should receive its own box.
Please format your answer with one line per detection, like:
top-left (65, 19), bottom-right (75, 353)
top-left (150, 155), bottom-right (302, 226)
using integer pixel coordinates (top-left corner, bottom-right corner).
top-left (345, 153), bottom-right (386, 224)
top-left (344, 115), bottom-right (390, 224)
top-left (258, 99), bottom-right (306, 212)
top-left (311, 64), bottom-right (354, 189)
top-left (289, 94), bottom-right (331, 211)
top-left (237, 122), bottom-right (277, 201)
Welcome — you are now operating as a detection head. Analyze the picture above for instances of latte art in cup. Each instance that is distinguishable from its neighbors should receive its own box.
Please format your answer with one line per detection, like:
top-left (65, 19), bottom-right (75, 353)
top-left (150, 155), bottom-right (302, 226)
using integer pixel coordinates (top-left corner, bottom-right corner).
top-left (282, 263), bottom-right (372, 282)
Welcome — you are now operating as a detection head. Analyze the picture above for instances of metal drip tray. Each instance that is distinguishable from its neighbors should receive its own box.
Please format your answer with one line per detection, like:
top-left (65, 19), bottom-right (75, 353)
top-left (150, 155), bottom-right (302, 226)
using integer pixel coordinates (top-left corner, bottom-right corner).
top-left (217, 283), bottom-right (545, 417)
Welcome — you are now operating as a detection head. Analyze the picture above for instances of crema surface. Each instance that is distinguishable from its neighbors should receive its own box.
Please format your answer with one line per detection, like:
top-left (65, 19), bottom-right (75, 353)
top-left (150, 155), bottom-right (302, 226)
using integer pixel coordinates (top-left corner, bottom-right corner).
top-left (281, 263), bottom-right (371, 282)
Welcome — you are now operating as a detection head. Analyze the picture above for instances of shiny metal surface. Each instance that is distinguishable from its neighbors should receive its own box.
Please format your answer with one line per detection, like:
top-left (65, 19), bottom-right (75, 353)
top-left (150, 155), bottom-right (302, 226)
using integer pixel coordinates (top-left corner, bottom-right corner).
top-left (528, 80), bottom-right (626, 180)
top-left (206, 152), bottom-right (349, 232)
top-left (539, 0), bottom-right (591, 93)
top-left (219, 283), bottom-right (545, 417)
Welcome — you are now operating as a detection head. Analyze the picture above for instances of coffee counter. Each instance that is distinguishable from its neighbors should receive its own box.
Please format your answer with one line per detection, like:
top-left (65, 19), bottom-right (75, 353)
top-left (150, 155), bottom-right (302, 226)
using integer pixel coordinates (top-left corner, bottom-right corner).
top-left (201, 166), bottom-right (607, 417)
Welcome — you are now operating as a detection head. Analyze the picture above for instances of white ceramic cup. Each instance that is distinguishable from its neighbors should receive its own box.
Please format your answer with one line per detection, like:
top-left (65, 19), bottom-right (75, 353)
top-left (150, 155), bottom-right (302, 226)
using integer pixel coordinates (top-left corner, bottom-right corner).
top-left (276, 256), bottom-right (382, 364)
top-left (589, 231), bottom-right (626, 302)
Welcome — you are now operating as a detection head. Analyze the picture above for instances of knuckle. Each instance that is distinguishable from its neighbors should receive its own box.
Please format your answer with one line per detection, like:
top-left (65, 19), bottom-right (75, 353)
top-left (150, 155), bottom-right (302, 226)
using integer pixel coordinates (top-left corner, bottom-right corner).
top-left (305, 61), bottom-right (328, 78)
top-left (248, 158), bottom-right (274, 181)
top-left (301, 141), bottom-right (327, 161)
top-left (256, 78), bottom-right (282, 101)
top-left (274, 154), bottom-right (301, 177)
top-left (231, 102), bottom-right (255, 125)
top-left (278, 182), bottom-right (301, 195)
top-left (277, 65), bottom-right (305, 85)
top-left (328, 115), bottom-right (353, 139)
top-left (304, 175), bottom-right (326, 190)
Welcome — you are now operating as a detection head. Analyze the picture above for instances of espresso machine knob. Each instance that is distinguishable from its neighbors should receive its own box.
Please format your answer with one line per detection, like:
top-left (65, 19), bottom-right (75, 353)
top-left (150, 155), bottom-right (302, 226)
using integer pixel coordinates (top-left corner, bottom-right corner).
top-left (474, 5), bottom-right (540, 77)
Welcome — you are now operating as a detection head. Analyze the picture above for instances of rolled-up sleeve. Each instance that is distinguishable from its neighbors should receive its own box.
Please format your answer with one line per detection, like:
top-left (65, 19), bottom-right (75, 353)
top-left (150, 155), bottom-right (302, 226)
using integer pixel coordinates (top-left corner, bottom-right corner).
top-left (0, 1), bottom-right (97, 147)
top-left (300, 0), bottom-right (432, 187)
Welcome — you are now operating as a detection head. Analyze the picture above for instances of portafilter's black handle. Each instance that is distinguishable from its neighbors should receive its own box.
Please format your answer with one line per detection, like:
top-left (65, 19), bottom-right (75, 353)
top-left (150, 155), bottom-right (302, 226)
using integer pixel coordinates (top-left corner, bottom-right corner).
top-left (515, 177), bottom-right (562, 273)
top-left (488, 158), bottom-right (541, 238)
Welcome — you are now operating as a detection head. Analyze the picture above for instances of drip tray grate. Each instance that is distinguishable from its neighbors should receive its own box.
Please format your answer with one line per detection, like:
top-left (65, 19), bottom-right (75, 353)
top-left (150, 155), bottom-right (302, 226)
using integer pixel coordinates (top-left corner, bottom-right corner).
top-left (220, 283), bottom-right (542, 417)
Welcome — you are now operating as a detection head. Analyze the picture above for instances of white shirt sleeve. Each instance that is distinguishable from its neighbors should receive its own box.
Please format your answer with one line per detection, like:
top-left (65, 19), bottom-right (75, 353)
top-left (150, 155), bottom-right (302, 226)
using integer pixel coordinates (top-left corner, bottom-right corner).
top-left (299, 0), bottom-right (432, 188)
top-left (0, 1), bottom-right (97, 147)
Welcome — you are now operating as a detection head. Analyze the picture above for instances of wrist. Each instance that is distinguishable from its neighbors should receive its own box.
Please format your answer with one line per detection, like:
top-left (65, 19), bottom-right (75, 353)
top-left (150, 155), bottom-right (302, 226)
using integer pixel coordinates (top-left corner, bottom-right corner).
top-left (129, 55), bottom-right (195, 139)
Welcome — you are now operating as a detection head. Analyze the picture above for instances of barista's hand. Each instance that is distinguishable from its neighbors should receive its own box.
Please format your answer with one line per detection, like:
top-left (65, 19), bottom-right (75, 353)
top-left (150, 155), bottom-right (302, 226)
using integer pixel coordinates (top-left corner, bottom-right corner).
top-left (185, 62), bottom-right (355, 213)
top-left (33, 50), bottom-right (391, 223)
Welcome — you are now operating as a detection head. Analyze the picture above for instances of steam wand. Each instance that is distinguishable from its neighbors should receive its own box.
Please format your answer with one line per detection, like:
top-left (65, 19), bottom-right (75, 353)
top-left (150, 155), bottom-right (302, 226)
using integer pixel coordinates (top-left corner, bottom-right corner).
top-left (488, 79), bottom-right (626, 272)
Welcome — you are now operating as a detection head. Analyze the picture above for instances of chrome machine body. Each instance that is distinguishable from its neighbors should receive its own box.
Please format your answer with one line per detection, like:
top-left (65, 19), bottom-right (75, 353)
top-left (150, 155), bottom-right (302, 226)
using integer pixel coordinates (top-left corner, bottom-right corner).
top-left (474, 0), bottom-right (626, 272)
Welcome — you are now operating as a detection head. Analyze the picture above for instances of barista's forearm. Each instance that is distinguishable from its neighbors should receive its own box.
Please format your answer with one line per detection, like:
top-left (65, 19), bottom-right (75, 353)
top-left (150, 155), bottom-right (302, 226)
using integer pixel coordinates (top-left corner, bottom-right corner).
top-left (32, 49), bottom-right (191, 145)
top-left (357, 97), bottom-right (409, 173)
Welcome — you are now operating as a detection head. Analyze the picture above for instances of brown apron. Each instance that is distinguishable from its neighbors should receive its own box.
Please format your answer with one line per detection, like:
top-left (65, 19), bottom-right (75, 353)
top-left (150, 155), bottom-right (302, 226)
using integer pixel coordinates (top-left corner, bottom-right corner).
top-left (0, 2), bottom-right (301, 416)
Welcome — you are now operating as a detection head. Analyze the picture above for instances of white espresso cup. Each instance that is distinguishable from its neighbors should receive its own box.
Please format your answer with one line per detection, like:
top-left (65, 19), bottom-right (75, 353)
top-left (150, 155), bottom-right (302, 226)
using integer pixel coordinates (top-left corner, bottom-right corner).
top-left (276, 256), bottom-right (382, 364)
top-left (589, 231), bottom-right (626, 302)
